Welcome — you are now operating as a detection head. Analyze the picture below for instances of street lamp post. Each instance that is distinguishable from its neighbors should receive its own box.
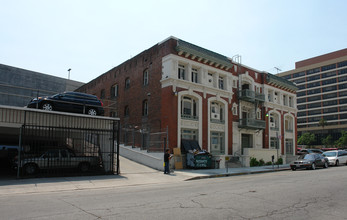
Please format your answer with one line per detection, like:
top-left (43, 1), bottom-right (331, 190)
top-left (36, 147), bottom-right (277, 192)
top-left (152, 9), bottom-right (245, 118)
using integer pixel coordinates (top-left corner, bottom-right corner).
top-left (68, 68), bottom-right (71, 80)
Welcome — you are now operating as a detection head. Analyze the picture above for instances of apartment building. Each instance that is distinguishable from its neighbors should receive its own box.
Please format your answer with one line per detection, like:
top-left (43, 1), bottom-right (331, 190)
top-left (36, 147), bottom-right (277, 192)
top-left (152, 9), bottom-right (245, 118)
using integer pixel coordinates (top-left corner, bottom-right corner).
top-left (76, 37), bottom-right (297, 167)
top-left (278, 49), bottom-right (347, 145)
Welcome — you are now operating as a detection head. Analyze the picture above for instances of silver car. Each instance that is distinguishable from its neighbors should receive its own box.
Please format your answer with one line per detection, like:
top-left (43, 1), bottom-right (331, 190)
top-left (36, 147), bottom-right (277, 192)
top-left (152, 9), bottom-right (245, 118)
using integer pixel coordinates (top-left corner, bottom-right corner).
top-left (322, 150), bottom-right (347, 166)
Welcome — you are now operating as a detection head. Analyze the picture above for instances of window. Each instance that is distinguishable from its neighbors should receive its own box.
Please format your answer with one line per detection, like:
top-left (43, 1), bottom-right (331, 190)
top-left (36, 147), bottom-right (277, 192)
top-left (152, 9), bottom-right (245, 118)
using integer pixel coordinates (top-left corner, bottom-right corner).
top-left (307, 75), bottom-right (320, 81)
top-left (321, 64), bottom-right (336, 72)
top-left (338, 68), bottom-right (347, 75)
top-left (308, 102), bottom-right (321, 108)
top-left (125, 78), bottom-right (130, 89)
top-left (306, 68), bottom-right (320, 75)
top-left (324, 107), bottom-right (338, 114)
top-left (111, 84), bottom-right (118, 97)
top-left (143, 69), bottom-right (149, 85)
top-left (110, 111), bottom-right (118, 117)
top-left (340, 90), bottom-right (347, 97)
top-left (211, 132), bottom-right (225, 155)
top-left (322, 85), bottom-right (337, 92)
top-left (308, 109), bottom-right (321, 116)
top-left (232, 103), bottom-right (238, 115)
top-left (124, 106), bottom-right (129, 117)
top-left (338, 61), bottom-right (347, 68)
top-left (181, 129), bottom-right (198, 141)
top-left (322, 78), bottom-right (336, 85)
top-left (339, 83), bottom-right (347, 90)
top-left (142, 100), bottom-right (148, 116)
top-left (307, 81), bottom-right (321, 88)
top-left (181, 96), bottom-right (198, 120)
top-left (178, 64), bottom-right (185, 80)
top-left (307, 88), bottom-right (321, 95)
top-left (297, 111), bottom-right (306, 117)
top-left (323, 100), bottom-right (337, 106)
top-left (285, 117), bottom-right (293, 132)
top-left (307, 95), bottom-right (321, 102)
top-left (323, 92), bottom-right (337, 100)
top-left (297, 91), bottom-right (306, 97)
top-left (211, 102), bottom-right (224, 122)
top-left (283, 95), bottom-right (287, 106)
top-left (218, 77), bottom-right (224, 90)
top-left (298, 104), bottom-right (306, 110)
top-left (322, 71), bottom-right (336, 78)
top-left (289, 97), bottom-right (293, 107)
top-left (270, 137), bottom-right (279, 149)
top-left (285, 139), bottom-right (293, 154)
top-left (191, 68), bottom-right (198, 83)
top-left (256, 108), bottom-right (261, 119)
top-left (100, 89), bottom-right (105, 99)
top-left (293, 78), bottom-right (306, 84)
top-left (293, 71), bottom-right (305, 78)
top-left (297, 98), bottom-right (306, 104)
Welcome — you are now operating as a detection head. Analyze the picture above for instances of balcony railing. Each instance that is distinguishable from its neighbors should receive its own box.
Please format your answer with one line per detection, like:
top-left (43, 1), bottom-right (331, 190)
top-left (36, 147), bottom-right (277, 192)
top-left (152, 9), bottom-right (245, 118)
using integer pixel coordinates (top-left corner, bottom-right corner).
top-left (210, 119), bottom-right (225, 124)
top-left (238, 118), bottom-right (266, 129)
top-left (238, 89), bottom-right (265, 102)
top-left (181, 114), bottom-right (199, 121)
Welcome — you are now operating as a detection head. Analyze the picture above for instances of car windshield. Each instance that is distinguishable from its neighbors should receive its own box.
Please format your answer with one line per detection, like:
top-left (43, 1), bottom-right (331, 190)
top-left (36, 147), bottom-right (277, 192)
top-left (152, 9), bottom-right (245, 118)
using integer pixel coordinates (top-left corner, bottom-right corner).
top-left (300, 154), bottom-right (315, 160)
top-left (323, 152), bottom-right (337, 157)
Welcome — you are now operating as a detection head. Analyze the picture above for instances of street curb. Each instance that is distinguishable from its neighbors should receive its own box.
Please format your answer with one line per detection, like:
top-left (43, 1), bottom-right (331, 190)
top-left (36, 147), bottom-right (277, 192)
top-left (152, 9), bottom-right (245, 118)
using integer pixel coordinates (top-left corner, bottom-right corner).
top-left (185, 168), bottom-right (291, 181)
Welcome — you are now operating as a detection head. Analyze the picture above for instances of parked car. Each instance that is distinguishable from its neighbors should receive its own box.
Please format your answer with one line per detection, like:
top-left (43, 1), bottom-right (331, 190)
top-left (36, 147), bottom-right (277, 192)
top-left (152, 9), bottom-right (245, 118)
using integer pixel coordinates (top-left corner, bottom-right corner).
top-left (322, 150), bottom-right (347, 166)
top-left (19, 148), bottom-right (101, 175)
top-left (290, 153), bottom-right (329, 171)
top-left (298, 148), bottom-right (324, 155)
top-left (27, 92), bottom-right (104, 116)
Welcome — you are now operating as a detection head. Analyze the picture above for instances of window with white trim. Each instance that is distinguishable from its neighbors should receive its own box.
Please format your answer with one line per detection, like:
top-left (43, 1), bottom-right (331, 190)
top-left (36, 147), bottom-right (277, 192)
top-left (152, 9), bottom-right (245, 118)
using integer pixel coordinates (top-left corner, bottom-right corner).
top-left (178, 64), bottom-right (185, 80)
top-left (191, 68), bottom-right (198, 83)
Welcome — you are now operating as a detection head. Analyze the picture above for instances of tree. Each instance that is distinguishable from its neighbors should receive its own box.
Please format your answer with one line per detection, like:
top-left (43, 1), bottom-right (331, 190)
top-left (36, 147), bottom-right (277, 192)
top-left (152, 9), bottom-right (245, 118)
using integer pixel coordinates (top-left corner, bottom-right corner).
top-left (318, 118), bottom-right (328, 145)
top-left (298, 133), bottom-right (316, 147)
top-left (322, 135), bottom-right (334, 147)
top-left (335, 131), bottom-right (347, 148)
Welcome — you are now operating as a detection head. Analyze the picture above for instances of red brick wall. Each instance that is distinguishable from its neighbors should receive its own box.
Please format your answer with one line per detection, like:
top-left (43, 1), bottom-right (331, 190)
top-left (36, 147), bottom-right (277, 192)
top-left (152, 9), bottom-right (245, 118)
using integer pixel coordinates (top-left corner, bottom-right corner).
top-left (295, 48), bottom-right (347, 68)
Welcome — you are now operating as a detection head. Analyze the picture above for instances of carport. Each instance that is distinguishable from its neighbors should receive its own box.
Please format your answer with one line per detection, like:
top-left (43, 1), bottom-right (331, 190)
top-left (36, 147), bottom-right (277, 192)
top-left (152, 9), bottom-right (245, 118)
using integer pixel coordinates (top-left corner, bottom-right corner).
top-left (0, 105), bottom-right (120, 178)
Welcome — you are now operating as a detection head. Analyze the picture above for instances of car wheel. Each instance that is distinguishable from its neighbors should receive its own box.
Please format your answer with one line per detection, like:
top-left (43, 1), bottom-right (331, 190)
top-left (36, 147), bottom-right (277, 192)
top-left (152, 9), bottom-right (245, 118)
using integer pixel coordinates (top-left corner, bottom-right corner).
top-left (311, 163), bottom-right (316, 170)
top-left (291, 167), bottom-right (296, 171)
top-left (87, 108), bottom-right (97, 116)
top-left (24, 163), bottom-right (38, 175)
top-left (335, 160), bottom-right (339, 166)
top-left (323, 162), bottom-right (328, 168)
top-left (41, 103), bottom-right (53, 111)
top-left (79, 162), bottom-right (90, 172)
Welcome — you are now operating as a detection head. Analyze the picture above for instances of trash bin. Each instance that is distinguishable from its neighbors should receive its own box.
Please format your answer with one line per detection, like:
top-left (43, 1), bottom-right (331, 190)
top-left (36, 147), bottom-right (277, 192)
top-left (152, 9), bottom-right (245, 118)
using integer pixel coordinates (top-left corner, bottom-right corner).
top-left (187, 152), bottom-right (212, 168)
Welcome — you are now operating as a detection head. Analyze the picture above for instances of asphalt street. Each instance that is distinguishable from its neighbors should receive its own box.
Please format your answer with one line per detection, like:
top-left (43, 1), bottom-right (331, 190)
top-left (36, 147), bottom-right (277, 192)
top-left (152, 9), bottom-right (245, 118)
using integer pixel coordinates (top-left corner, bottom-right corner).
top-left (1, 163), bottom-right (346, 219)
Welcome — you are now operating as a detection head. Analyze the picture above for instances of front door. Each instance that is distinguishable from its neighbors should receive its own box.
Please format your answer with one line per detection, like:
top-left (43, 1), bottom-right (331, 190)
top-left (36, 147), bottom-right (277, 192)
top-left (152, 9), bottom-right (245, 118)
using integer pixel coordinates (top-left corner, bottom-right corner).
top-left (241, 134), bottom-right (252, 154)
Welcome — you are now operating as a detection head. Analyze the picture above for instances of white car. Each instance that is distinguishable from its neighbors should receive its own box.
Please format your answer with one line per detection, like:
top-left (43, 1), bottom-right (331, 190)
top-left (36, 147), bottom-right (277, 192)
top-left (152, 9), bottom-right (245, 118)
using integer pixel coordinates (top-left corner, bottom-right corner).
top-left (322, 150), bottom-right (347, 166)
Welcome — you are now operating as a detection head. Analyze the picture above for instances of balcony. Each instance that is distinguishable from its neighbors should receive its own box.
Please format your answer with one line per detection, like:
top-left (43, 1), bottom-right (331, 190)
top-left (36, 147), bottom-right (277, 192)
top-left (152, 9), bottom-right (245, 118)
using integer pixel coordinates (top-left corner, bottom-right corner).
top-left (238, 89), bottom-right (265, 103)
top-left (181, 114), bottom-right (199, 121)
top-left (239, 118), bottom-right (266, 129)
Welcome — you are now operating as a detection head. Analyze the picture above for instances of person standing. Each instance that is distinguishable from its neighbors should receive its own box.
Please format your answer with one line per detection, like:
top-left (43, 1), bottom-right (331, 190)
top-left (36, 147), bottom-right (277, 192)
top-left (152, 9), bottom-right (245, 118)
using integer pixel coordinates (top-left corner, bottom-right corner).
top-left (164, 149), bottom-right (172, 174)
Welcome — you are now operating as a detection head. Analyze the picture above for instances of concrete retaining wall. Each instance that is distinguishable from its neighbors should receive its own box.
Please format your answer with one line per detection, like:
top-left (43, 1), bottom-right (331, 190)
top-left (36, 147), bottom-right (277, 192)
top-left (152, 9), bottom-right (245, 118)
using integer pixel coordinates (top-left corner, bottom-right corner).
top-left (120, 145), bottom-right (164, 171)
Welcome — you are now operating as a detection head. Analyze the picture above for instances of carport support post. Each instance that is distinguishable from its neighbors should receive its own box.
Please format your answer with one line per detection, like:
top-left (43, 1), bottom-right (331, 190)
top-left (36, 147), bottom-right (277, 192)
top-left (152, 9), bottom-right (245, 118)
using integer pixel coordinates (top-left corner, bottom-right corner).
top-left (17, 126), bottom-right (23, 178)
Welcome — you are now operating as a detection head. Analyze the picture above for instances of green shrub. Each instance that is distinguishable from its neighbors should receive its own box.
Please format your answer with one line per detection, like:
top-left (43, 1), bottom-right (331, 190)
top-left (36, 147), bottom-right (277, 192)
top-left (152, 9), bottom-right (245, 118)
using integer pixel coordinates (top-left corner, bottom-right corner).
top-left (259, 159), bottom-right (265, 166)
top-left (275, 157), bottom-right (283, 165)
top-left (265, 161), bottom-right (273, 165)
top-left (250, 157), bottom-right (259, 167)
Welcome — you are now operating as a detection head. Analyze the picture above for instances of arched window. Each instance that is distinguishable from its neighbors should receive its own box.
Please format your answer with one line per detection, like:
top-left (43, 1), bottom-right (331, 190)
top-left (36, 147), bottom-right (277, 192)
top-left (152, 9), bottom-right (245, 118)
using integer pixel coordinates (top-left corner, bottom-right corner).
top-left (111, 84), bottom-right (118, 97)
top-left (181, 96), bottom-right (198, 120)
top-left (100, 89), bottom-right (105, 99)
top-left (211, 102), bottom-right (224, 122)
top-left (124, 106), bottom-right (129, 117)
top-left (142, 100), bottom-right (148, 116)
top-left (143, 69), bottom-right (149, 86)
top-left (125, 78), bottom-right (130, 89)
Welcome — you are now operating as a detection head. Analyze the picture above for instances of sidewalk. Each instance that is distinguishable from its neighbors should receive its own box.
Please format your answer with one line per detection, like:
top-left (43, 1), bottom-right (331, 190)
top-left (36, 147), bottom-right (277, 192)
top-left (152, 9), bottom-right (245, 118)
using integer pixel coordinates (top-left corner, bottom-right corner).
top-left (0, 157), bottom-right (290, 195)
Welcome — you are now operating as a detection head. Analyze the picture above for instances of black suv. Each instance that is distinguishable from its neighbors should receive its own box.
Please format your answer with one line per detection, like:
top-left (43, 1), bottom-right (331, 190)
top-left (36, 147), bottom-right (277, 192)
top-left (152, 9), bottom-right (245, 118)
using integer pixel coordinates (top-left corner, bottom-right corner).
top-left (27, 92), bottom-right (104, 116)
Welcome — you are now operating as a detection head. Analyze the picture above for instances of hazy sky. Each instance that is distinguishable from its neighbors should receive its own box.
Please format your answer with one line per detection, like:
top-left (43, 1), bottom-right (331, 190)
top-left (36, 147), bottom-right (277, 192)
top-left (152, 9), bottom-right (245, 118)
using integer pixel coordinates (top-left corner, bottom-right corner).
top-left (1, 0), bottom-right (346, 83)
